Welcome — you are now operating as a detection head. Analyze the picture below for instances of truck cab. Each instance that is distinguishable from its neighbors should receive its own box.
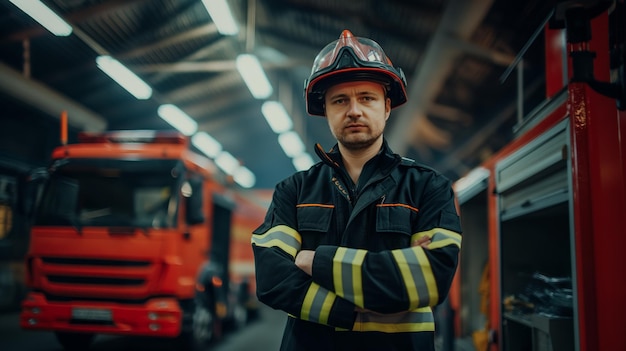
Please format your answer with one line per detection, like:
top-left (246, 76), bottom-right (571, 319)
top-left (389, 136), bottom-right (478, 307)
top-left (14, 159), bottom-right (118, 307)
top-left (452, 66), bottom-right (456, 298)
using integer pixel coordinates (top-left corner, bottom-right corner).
top-left (20, 131), bottom-right (255, 350)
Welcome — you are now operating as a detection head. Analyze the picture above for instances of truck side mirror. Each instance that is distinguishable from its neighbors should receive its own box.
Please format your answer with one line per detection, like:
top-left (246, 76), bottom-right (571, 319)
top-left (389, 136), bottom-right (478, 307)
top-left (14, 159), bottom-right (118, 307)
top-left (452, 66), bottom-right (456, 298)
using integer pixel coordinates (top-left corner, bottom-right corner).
top-left (185, 178), bottom-right (205, 225)
top-left (20, 167), bottom-right (49, 217)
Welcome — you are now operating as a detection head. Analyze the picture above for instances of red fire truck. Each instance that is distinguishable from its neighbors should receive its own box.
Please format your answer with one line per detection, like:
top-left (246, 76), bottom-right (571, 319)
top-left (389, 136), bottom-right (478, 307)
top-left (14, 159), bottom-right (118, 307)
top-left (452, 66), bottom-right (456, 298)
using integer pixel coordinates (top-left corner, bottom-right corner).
top-left (451, 2), bottom-right (625, 351)
top-left (19, 130), bottom-right (263, 350)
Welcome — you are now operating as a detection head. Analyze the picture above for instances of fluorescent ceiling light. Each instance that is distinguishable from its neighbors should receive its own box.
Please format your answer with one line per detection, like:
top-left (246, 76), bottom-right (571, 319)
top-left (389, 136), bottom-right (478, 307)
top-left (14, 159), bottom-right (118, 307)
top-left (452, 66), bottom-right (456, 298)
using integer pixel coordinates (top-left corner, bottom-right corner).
top-left (233, 166), bottom-right (256, 188)
top-left (293, 153), bottom-right (315, 171)
top-left (192, 132), bottom-right (222, 158)
top-left (236, 54), bottom-right (273, 99)
top-left (10, 0), bottom-right (72, 36)
top-left (278, 131), bottom-right (305, 158)
top-left (262, 101), bottom-right (293, 134)
top-left (96, 55), bottom-right (152, 100)
top-left (215, 151), bottom-right (240, 175)
top-left (157, 104), bottom-right (198, 136)
top-left (201, 0), bottom-right (238, 35)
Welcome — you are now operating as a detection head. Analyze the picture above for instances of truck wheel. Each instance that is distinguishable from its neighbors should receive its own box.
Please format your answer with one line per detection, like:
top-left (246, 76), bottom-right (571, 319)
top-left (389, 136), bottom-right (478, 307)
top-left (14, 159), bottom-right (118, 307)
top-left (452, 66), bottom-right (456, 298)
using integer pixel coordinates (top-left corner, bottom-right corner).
top-left (54, 332), bottom-right (95, 351)
top-left (232, 302), bottom-right (248, 330)
top-left (192, 298), bottom-right (214, 345)
top-left (230, 280), bottom-right (252, 329)
top-left (179, 297), bottom-right (215, 350)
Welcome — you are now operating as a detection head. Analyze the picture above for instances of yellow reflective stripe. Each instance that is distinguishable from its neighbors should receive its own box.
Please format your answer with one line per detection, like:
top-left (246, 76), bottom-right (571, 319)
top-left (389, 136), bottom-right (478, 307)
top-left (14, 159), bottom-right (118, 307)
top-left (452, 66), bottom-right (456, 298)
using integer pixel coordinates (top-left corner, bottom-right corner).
top-left (355, 322), bottom-right (435, 333)
top-left (352, 250), bottom-right (367, 308)
top-left (392, 250), bottom-right (420, 309)
top-left (332, 247), bottom-right (367, 307)
top-left (343, 307), bottom-right (435, 333)
top-left (318, 290), bottom-right (334, 325)
top-left (428, 237), bottom-right (461, 250)
top-left (251, 225), bottom-right (302, 258)
top-left (411, 228), bottom-right (462, 249)
top-left (300, 284), bottom-right (319, 321)
top-left (356, 321), bottom-right (435, 333)
top-left (300, 283), bottom-right (335, 325)
top-left (392, 246), bottom-right (439, 308)
top-left (414, 247), bottom-right (438, 306)
top-left (333, 247), bottom-right (347, 298)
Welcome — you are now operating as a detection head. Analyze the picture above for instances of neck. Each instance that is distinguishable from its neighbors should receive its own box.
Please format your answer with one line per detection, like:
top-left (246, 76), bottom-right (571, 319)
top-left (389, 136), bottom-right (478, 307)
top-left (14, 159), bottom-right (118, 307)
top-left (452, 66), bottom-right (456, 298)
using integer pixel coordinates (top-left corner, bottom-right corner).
top-left (338, 138), bottom-right (383, 184)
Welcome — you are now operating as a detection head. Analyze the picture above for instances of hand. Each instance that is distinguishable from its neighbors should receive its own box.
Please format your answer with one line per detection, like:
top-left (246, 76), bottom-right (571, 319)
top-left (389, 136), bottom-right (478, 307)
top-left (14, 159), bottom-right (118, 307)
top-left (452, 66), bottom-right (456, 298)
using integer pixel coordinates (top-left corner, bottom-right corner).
top-left (412, 235), bottom-right (431, 248)
top-left (295, 250), bottom-right (315, 276)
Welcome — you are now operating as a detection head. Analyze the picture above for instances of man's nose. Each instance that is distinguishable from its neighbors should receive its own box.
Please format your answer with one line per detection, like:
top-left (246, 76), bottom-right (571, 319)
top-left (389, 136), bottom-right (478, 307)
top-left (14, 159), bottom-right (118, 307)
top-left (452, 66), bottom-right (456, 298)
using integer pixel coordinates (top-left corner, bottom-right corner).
top-left (346, 99), bottom-right (362, 117)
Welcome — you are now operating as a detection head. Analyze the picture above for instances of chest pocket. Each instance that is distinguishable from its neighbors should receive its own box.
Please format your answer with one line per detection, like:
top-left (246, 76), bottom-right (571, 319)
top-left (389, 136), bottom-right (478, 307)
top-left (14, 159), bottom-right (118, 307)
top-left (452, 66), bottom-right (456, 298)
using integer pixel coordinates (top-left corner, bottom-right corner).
top-left (296, 204), bottom-right (334, 232)
top-left (375, 204), bottom-right (416, 235)
top-left (296, 204), bottom-right (334, 249)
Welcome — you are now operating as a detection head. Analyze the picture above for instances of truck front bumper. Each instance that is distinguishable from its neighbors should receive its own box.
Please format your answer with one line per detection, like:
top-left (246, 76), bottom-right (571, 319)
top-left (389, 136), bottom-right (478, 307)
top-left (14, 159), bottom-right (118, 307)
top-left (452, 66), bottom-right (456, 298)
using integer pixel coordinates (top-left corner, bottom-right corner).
top-left (20, 292), bottom-right (183, 337)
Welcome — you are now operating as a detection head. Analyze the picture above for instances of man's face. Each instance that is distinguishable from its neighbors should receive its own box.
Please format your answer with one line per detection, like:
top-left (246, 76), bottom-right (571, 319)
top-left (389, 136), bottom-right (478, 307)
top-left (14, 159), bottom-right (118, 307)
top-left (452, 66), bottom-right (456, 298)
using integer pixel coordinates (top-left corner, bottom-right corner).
top-left (324, 81), bottom-right (391, 151)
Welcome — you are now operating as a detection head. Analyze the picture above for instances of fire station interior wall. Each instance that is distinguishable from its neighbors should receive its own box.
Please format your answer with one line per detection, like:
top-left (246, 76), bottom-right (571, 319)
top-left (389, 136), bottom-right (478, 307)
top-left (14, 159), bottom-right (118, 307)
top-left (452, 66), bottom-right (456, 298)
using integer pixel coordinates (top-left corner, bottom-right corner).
top-left (1, 101), bottom-right (78, 169)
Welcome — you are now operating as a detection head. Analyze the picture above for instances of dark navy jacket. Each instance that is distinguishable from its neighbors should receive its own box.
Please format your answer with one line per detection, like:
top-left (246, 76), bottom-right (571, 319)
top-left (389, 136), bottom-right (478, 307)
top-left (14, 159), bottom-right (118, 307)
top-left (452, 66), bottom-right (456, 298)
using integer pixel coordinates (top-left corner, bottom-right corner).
top-left (252, 139), bottom-right (462, 351)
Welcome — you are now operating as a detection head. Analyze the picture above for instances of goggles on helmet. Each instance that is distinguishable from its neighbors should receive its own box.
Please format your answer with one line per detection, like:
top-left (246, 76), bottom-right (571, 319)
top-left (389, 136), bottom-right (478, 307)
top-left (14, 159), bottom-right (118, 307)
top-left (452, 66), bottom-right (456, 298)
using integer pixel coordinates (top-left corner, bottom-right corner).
top-left (304, 30), bottom-right (408, 117)
top-left (310, 35), bottom-right (393, 75)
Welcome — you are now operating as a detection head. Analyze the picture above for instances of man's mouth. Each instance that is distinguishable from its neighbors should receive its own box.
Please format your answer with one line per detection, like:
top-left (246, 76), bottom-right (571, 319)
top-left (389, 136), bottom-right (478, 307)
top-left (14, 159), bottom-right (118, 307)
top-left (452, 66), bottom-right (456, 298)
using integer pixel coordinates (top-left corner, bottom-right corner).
top-left (345, 124), bottom-right (366, 130)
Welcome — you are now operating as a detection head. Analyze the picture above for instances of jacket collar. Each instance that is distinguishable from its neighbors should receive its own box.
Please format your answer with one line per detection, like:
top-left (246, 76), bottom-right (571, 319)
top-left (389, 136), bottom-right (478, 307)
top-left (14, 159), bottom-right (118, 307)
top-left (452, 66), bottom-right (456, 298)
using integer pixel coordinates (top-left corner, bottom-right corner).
top-left (314, 138), bottom-right (400, 174)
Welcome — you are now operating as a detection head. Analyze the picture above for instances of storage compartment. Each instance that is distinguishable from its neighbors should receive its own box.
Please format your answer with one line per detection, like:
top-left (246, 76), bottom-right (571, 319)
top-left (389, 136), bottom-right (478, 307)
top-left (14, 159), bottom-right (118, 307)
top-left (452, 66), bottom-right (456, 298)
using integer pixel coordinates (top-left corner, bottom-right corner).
top-left (455, 168), bottom-right (490, 342)
top-left (500, 204), bottom-right (572, 299)
top-left (497, 119), bottom-right (568, 221)
top-left (495, 119), bottom-right (577, 351)
top-left (502, 313), bottom-right (533, 351)
top-left (532, 314), bottom-right (574, 351)
top-left (504, 313), bottom-right (574, 351)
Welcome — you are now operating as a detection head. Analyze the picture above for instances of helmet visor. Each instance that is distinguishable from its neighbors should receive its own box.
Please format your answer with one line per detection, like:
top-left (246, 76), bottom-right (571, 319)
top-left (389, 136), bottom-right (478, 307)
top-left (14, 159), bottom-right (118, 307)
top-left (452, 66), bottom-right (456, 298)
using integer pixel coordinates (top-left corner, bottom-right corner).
top-left (310, 36), bottom-right (392, 75)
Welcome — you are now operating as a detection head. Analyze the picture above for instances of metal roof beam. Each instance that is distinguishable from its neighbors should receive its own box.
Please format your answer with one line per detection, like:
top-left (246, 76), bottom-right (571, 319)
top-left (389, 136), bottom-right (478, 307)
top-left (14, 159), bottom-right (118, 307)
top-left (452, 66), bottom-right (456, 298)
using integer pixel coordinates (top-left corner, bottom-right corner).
top-left (0, 62), bottom-right (106, 131)
top-left (387, 0), bottom-right (495, 155)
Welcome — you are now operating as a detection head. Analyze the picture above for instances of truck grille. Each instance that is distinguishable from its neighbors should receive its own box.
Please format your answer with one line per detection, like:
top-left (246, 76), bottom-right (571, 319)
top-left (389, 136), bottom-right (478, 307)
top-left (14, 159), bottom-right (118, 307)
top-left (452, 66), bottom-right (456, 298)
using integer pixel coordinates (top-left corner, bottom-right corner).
top-left (42, 257), bottom-right (150, 267)
top-left (39, 256), bottom-right (156, 298)
top-left (47, 275), bottom-right (145, 285)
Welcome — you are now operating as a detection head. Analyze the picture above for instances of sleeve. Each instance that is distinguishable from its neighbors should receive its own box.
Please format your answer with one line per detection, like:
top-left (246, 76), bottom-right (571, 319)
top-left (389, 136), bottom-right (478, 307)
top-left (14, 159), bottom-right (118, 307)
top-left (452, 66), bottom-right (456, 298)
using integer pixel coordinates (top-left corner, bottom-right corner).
top-left (310, 173), bottom-right (462, 314)
top-left (251, 178), bottom-right (356, 329)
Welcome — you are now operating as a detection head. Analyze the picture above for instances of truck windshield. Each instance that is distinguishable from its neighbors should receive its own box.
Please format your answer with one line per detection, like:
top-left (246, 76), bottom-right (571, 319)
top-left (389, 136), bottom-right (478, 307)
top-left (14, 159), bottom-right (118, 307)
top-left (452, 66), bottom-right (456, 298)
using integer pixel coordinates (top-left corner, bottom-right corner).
top-left (35, 159), bottom-right (181, 228)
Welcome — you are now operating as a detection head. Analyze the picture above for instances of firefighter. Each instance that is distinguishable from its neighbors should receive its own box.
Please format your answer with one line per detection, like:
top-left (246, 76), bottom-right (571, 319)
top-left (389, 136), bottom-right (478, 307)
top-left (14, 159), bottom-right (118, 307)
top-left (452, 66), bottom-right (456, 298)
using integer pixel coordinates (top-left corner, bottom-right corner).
top-left (251, 29), bottom-right (462, 351)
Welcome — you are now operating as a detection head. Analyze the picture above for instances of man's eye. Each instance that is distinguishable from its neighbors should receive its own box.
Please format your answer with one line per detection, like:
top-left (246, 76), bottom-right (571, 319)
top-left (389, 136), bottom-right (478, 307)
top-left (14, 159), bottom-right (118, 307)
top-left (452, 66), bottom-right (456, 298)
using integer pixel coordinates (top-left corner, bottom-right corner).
top-left (333, 98), bottom-right (346, 104)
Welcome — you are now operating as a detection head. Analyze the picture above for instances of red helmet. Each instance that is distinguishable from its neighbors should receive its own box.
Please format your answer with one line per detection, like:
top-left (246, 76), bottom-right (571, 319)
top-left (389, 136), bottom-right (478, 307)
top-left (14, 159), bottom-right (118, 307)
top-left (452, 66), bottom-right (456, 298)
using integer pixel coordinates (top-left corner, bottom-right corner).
top-left (304, 30), bottom-right (408, 116)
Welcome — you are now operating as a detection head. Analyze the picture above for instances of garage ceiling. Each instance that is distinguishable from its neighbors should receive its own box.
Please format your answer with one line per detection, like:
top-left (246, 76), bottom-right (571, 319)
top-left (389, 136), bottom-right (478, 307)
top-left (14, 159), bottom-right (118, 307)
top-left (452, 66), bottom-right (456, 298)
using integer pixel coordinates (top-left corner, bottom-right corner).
top-left (0, 0), bottom-right (556, 189)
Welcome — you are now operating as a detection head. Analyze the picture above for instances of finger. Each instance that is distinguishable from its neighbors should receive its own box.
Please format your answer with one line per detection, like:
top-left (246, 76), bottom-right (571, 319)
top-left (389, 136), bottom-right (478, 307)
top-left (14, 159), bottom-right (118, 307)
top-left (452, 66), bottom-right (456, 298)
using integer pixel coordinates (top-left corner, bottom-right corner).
top-left (412, 241), bottom-right (431, 248)
top-left (411, 236), bottom-right (431, 247)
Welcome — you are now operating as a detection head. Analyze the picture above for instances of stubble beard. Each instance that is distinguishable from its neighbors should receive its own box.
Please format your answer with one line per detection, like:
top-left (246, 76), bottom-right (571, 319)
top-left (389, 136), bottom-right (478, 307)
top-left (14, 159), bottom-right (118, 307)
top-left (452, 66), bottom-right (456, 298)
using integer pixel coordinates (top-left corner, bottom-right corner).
top-left (336, 128), bottom-right (383, 151)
